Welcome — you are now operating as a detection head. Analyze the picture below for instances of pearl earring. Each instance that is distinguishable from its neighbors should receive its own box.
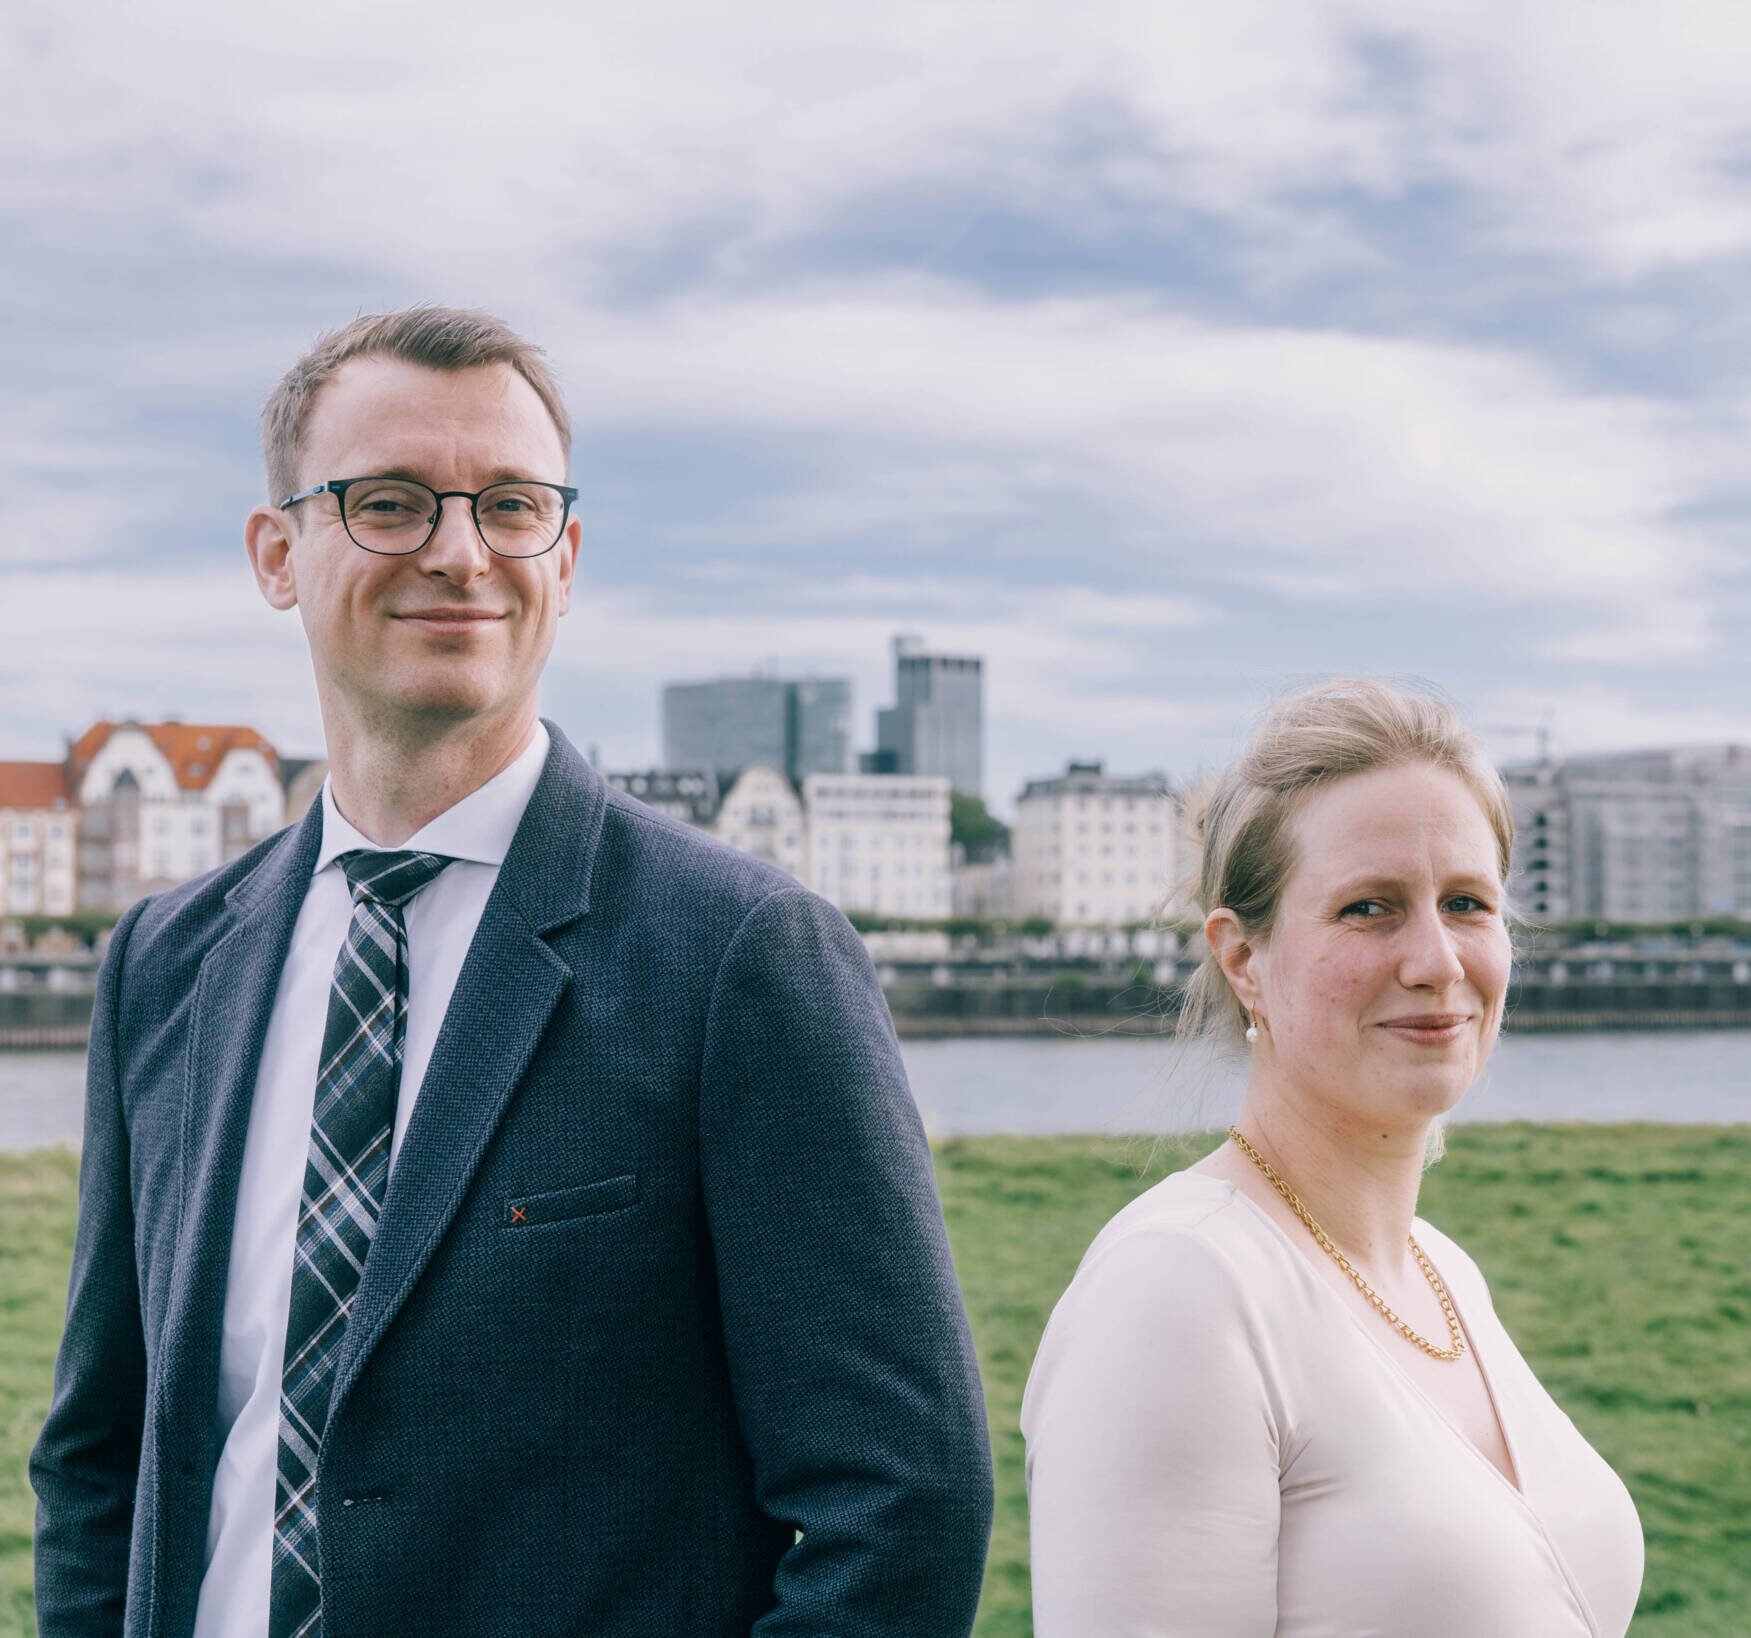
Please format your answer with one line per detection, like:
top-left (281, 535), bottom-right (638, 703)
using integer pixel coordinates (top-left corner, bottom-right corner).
top-left (1245, 1013), bottom-right (1260, 1044)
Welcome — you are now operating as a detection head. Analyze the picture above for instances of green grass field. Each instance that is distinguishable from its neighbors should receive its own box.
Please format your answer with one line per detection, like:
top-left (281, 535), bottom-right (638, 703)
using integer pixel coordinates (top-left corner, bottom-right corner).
top-left (4, 1126), bottom-right (1748, 1636)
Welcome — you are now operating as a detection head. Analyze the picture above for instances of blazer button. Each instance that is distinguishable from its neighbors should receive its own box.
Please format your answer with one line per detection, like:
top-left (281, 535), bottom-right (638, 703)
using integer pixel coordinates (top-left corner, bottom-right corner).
top-left (342, 1497), bottom-right (355, 1508)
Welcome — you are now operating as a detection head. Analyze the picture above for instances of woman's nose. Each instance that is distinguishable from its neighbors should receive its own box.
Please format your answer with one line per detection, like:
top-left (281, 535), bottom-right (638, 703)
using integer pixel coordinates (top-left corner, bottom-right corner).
top-left (1398, 908), bottom-right (1466, 989)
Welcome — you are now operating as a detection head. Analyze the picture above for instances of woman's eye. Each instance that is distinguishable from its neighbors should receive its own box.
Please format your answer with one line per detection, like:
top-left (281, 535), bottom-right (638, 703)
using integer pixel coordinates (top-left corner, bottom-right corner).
top-left (1445, 895), bottom-right (1492, 914)
top-left (1341, 900), bottom-right (1387, 918)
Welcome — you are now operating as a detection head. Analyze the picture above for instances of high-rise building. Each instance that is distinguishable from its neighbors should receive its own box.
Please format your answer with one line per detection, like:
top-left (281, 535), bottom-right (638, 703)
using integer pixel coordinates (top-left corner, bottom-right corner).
top-left (662, 676), bottom-right (852, 784)
top-left (873, 636), bottom-right (983, 796)
top-left (791, 678), bottom-right (854, 783)
top-left (1504, 745), bottom-right (1751, 922)
top-left (1012, 760), bottom-right (1176, 927)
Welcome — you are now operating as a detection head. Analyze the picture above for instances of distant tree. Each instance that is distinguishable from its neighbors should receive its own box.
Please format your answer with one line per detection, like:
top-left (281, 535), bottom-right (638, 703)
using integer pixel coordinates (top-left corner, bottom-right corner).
top-left (16, 912), bottom-right (119, 948)
top-left (949, 790), bottom-right (1010, 862)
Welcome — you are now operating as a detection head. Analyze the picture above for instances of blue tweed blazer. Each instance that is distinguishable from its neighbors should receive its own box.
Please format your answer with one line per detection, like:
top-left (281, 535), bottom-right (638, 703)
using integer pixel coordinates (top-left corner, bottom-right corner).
top-left (31, 722), bottom-right (994, 1636)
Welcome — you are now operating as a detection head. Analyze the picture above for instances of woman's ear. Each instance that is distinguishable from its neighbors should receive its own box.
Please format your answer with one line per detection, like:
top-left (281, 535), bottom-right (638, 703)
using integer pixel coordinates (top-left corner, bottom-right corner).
top-left (1204, 908), bottom-right (1262, 1013)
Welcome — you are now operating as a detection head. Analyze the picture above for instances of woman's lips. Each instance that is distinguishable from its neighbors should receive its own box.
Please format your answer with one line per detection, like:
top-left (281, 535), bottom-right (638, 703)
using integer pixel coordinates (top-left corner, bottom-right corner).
top-left (1377, 1014), bottom-right (1471, 1045)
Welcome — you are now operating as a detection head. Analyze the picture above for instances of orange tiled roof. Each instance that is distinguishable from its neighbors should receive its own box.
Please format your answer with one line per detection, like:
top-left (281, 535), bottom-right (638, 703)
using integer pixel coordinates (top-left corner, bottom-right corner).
top-left (0, 760), bottom-right (71, 810)
top-left (68, 721), bottom-right (279, 793)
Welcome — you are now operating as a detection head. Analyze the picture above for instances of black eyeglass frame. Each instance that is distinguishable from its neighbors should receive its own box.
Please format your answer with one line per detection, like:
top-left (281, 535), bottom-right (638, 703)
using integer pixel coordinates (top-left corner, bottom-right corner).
top-left (279, 475), bottom-right (580, 559)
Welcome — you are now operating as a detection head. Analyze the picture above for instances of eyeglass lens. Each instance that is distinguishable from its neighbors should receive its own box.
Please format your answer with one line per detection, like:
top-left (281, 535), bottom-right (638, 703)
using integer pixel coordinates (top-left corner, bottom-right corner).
top-left (341, 479), bottom-right (568, 557)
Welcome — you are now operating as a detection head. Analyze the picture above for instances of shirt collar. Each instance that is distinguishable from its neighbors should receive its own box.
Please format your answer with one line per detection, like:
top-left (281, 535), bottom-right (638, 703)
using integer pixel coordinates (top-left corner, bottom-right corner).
top-left (315, 720), bottom-right (551, 875)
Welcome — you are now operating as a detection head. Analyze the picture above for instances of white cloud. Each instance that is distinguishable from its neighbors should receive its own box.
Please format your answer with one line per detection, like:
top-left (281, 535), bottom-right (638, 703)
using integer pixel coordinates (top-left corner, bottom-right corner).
top-left (1480, 680), bottom-right (1751, 762)
top-left (551, 281), bottom-right (1734, 641)
top-left (8, 0), bottom-right (1751, 785)
top-left (0, 566), bottom-right (317, 754)
top-left (11, 0), bottom-right (1751, 290)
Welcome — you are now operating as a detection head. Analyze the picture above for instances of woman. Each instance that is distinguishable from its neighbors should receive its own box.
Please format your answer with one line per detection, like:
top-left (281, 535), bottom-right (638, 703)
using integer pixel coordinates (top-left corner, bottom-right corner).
top-left (1021, 680), bottom-right (1643, 1637)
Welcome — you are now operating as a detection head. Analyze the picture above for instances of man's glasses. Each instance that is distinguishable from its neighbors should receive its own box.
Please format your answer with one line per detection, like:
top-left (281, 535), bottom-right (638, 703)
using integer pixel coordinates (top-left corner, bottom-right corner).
top-left (279, 476), bottom-right (578, 559)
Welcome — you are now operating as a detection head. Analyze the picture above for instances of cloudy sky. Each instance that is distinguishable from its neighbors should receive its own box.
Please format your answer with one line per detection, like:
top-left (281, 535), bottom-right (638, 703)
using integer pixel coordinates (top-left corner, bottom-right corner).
top-left (6, 1), bottom-right (1751, 811)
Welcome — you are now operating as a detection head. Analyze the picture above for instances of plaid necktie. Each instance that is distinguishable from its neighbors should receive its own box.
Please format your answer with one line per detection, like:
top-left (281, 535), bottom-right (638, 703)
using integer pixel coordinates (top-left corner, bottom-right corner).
top-left (269, 849), bottom-right (454, 1638)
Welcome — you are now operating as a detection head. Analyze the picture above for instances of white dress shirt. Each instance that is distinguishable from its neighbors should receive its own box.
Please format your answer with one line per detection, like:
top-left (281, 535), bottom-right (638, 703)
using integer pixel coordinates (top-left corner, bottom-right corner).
top-left (192, 722), bottom-right (549, 1637)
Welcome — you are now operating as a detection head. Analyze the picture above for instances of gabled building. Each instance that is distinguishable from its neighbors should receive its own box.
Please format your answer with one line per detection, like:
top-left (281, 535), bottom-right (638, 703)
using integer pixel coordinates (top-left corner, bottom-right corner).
top-left (0, 761), bottom-right (78, 916)
top-left (68, 720), bottom-right (284, 911)
top-left (710, 765), bottom-right (807, 882)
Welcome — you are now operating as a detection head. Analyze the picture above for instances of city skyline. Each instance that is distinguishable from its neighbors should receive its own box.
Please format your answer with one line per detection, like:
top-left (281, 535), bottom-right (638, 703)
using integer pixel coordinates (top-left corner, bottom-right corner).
top-left (7, 686), bottom-right (1751, 821)
top-left (9, 8), bottom-right (1751, 811)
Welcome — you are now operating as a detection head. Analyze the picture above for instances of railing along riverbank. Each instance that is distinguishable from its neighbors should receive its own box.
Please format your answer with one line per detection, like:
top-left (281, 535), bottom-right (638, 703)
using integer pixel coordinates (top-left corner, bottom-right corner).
top-left (8, 925), bottom-right (1751, 1047)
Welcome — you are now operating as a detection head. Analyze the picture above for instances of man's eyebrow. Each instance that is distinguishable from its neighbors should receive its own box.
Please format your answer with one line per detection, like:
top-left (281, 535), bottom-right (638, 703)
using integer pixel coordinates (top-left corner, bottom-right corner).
top-left (482, 467), bottom-right (554, 485)
top-left (349, 467), bottom-right (555, 486)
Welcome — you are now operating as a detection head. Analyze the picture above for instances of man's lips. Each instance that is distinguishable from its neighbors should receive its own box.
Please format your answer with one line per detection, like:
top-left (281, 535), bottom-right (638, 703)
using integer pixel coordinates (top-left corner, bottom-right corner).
top-left (390, 608), bottom-right (506, 623)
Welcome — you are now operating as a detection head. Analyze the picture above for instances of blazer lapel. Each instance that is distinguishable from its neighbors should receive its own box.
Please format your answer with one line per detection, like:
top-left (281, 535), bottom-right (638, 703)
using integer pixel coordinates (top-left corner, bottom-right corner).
top-left (329, 723), bottom-right (608, 1415)
top-left (154, 807), bottom-right (324, 1438)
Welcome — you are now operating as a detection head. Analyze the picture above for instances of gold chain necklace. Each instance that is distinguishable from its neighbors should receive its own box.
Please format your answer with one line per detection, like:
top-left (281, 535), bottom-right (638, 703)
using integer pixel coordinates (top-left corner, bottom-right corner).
top-left (1227, 1125), bottom-right (1466, 1362)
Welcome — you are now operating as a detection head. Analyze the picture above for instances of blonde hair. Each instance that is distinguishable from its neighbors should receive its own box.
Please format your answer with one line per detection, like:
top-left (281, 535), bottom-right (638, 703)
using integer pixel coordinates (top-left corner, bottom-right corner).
top-left (261, 305), bottom-right (570, 503)
top-left (1176, 677), bottom-right (1514, 1054)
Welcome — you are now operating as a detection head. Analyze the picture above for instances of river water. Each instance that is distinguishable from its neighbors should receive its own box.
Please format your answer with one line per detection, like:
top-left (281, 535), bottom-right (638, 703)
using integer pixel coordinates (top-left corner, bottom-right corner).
top-left (3, 1030), bottom-right (1747, 1152)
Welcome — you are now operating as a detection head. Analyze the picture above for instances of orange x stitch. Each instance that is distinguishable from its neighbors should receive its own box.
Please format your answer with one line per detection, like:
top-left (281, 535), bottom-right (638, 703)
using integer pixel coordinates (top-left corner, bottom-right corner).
top-left (510, 1205), bottom-right (528, 1224)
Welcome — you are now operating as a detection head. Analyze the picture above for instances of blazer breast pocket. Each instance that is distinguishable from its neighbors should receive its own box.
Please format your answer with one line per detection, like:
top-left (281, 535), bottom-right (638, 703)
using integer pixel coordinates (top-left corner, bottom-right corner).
top-left (504, 1172), bottom-right (638, 1229)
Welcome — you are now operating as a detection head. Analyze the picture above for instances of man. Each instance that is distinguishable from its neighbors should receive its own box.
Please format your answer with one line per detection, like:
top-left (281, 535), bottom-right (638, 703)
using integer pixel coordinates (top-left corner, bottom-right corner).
top-left (32, 307), bottom-right (994, 1637)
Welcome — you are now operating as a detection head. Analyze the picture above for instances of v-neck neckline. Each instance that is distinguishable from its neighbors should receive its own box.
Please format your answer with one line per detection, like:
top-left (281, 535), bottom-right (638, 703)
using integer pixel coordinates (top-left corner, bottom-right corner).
top-left (1200, 1173), bottom-right (1529, 1504)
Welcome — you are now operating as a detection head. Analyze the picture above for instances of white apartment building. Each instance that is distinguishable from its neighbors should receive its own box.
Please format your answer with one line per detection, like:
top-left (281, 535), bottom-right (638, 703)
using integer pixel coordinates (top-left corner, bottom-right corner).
top-left (711, 764), bottom-right (807, 882)
top-left (1013, 760), bottom-right (1176, 926)
top-left (804, 772), bottom-right (952, 919)
top-left (70, 720), bottom-right (284, 910)
top-left (0, 762), bottom-right (78, 916)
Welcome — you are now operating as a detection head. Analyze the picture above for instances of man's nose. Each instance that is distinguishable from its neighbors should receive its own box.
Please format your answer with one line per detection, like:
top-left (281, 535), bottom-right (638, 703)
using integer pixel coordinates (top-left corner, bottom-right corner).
top-left (419, 495), bottom-right (493, 583)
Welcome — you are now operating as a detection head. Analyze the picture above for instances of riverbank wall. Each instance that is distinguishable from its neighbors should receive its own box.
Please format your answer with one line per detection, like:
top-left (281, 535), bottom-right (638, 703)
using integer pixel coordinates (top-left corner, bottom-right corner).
top-left (9, 975), bottom-right (1751, 1048)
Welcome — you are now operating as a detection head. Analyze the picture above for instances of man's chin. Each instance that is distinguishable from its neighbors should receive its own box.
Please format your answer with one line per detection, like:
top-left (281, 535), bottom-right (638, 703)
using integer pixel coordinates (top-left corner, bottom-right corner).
top-left (372, 673), bottom-right (514, 725)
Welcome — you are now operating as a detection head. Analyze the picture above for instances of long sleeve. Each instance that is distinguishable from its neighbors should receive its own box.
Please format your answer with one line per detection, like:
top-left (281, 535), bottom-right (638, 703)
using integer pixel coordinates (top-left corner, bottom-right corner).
top-left (1022, 1222), bottom-right (1282, 1636)
top-left (699, 886), bottom-right (995, 1638)
top-left (30, 901), bottom-right (150, 1636)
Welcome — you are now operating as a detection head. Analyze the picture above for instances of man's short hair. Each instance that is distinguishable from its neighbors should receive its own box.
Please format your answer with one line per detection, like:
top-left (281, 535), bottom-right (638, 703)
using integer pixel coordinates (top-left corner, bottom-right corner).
top-left (261, 306), bottom-right (572, 503)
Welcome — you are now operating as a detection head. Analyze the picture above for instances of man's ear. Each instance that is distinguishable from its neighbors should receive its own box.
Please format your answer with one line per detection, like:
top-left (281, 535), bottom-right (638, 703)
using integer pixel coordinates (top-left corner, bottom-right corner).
top-left (551, 514), bottom-right (580, 617)
top-left (1204, 908), bottom-right (1262, 1013)
top-left (245, 504), bottom-right (299, 611)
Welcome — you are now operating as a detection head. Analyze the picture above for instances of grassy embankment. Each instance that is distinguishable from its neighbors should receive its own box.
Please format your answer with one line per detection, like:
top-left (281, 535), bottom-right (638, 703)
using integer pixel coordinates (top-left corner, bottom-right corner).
top-left (4, 1126), bottom-right (1748, 1637)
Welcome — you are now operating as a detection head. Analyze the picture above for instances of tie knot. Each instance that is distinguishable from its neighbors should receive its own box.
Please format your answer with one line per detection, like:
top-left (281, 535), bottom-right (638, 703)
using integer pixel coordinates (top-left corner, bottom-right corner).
top-left (337, 849), bottom-right (455, 908)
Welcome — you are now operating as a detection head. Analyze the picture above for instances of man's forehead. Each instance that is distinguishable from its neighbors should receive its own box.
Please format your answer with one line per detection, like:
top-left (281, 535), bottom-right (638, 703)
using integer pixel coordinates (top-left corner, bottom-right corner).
top-left (303, 356), bottom-right (562, 466)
